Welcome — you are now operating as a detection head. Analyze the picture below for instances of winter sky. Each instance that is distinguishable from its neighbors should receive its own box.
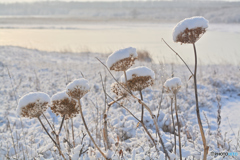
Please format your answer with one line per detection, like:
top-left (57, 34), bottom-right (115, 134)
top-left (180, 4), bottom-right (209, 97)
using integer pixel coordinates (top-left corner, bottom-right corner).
top-left (0, 0), bottom-right (239, 3)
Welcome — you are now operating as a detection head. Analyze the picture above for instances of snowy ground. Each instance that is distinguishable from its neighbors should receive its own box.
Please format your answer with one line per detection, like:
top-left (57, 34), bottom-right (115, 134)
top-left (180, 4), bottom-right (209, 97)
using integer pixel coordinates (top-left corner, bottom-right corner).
top-left (0, 46), bottom-right (240, 159)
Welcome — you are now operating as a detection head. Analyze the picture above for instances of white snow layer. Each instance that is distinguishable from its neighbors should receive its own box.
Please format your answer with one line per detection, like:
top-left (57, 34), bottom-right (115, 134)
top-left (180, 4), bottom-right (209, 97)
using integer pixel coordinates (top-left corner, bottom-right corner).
top-left (173, 16), bottom-right (209, 42)
top-left (51, 90), bottom-right (69, 101)
top-left (66, 78), bottom-right (90, 91)
top-left (121, 66), bottom-right (155, 82)
top-left (16, 92), bottom-right (50, 115)
top-left (106, 47), bottom-right (137, 68)
top-left (164, 77), bottom-right (181, 89)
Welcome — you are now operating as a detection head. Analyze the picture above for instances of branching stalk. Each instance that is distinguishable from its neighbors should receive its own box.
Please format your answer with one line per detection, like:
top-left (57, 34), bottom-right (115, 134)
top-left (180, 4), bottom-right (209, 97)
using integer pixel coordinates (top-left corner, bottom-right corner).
top-left (171, 98), bottom-right (176, 154)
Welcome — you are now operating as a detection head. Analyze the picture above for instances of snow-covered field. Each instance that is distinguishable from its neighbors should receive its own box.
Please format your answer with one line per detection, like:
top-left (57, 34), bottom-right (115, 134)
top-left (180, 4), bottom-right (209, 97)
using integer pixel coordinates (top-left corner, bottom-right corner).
top-left (0, 45), bottom-right (239, 159)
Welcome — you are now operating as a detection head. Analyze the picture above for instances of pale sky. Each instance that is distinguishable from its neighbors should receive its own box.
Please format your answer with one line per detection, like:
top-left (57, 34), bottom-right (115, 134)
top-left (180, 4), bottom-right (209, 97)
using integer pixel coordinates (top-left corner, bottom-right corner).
top-left (0, 0), bottom-right (239, 3)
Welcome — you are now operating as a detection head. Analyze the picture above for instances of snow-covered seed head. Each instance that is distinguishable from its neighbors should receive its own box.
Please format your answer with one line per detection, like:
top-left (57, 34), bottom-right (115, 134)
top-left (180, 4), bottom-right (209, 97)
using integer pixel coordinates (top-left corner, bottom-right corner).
top-left (17, 92), bottom-right (50, 119)
top-left (106, 47), bottom-right (138, 71)
top-left (121, 66), bottom-right (155, 91)
top-left (164, 77), bottom-right (181, 95)
top-left (173, 16), bottom-right (208, 44)
top-left (50, 91), bottom-right (79, 119)
top-left (66, 78), bottom-right (90, 100)
top-left (111, 82), bottom-right (129, 98)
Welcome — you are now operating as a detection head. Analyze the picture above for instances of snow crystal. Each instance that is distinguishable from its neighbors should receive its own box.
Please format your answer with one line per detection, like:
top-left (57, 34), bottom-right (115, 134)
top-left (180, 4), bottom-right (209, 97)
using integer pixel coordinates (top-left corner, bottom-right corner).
top-left (121, 66), bottom-right (155, 82)
top-left (16, 92), bottom-right (50, 115)
top-left (164, 77), bottom-right (181, 89)
top-left (106, 47), bottom-right (137, 68)
top-left (66, 78), bottom-right (90, 91)
top-left (173, 16), bottom-right (209, 42)
top-left (51, 90), bottom-right (69, 101)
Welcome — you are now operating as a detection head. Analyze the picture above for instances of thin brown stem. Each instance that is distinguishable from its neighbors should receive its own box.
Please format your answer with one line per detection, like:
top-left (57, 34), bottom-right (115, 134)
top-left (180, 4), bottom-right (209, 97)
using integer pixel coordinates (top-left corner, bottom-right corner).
top-left (162, 38), bottom-right (194, 76)
top-left (139, 90), bottom-right (144, 122)
top-left (170, 98), bottom-right (176, 154)
top-left (42, 112), bottom-right (55, 134)
top-left (77, 99), bottom-right (108, 159)
top-left (174, 94), bottom-right (182, 160)
top-left (37, 117), bottom-right (57, 146)
top-left (71, 118), bottom-right (75, 147)
top-left (108, 96), bottom-right (125, 107)
top-left (124, 70), bottom-right (132, 95)
top-left (59, 115), bottom-right (65, 135)
top-left (193, 43), bottom-right (208, 159)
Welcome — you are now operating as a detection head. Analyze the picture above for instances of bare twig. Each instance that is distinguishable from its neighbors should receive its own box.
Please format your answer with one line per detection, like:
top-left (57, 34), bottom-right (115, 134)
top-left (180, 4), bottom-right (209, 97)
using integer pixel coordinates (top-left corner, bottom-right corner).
top-left (174, 94), bottom-right (182, 160)
top-left (161, 38), bottom-right (193, 76)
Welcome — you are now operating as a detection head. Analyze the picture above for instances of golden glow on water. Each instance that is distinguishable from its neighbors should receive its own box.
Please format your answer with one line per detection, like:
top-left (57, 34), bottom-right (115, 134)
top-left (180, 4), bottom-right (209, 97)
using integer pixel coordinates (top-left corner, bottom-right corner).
top-left (0, 25), bottom-right (239, 65)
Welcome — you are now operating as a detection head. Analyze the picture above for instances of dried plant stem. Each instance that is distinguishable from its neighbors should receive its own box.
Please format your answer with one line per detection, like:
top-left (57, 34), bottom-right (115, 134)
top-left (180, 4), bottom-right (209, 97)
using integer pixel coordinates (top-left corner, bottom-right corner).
top-left (42, 113), bottom-right (55, 134)
top-left (174, 94), bottom-right (182, 160)
top-left (7, 118), bottom-right (18, 159)
top-left (37, 117), bottom-right (66, 160)
top-left (59, 115), bottom-right (65, 135)
top-left (105, 93), bottom-right (159, 154)
top-left (124, 70), bottom-right (132, 95)
top-left (100, 73), bottom-right (110, 150)
top-left (107, 96), bottom-right (124, 107)
top-left (193, 43), bottom-right (208, 160)
top-left (170, 98), bottom-right (176, 154)
top-left (77, 99), bottom-right (108, 159)
top-left (139, 90), bottom-right (144, 122)
top-left (71, 118), bottom-right (75, 147)
top-left (96, 57), bottom-right (170, 159)
top-left (162, 39), bottom-right (193, 76)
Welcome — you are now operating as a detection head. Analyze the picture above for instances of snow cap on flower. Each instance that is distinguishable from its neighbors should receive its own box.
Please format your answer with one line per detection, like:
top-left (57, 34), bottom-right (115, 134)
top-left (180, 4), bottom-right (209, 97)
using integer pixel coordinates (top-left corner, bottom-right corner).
top-left (106, 47), bottom-right (138, 71)
top-left (66, 78), bottom-right (90, 100)
top-left (121, 66), bottom-right (155, 91)
top-left (173, 16), bottom-right (208, 44)
top-left (17, 92), bottom-right (50, 118)
top-left (51, 91), bottom-right (78, 119)
top-left (164, 77), bottom-right (181, 94)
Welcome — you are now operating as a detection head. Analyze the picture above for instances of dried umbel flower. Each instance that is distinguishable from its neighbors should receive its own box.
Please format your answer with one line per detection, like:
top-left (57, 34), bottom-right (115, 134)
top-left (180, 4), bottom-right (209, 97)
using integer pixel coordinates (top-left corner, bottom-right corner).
top-left (66, 78), bottom-right (90, 100)
top-left (111, 82), bottom-right (129, 98)
top-left (17, 92), bottom-right (50, 118)
top-left (50, 91), bottom-right (78, 119)
top-left (106, 47), bottom-right (138, 71)
top-left (121, 66), bottom-right (155, 91)
top-left (164, 77), bottom-right (181, 95)
top-left (173, 16), bottom-right (208, 44)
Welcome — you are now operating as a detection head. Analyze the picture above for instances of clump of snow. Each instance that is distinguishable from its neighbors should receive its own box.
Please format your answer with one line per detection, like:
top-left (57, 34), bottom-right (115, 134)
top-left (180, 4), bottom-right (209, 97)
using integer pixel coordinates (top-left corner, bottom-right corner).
top-left (121, 66), bottom-right (155, 82)
top-left (17, 92), bottom-right (50, 115)
top-left (164, 77), bottom-right (181, 89)
top-left (66, 78), bottom-right (90, 92)
top-left (173, 16), bottom-right (209, 42)
top-left (106, 47), bottom-right (137, 68)
top-left (51, 90), bottom-right (69, 101)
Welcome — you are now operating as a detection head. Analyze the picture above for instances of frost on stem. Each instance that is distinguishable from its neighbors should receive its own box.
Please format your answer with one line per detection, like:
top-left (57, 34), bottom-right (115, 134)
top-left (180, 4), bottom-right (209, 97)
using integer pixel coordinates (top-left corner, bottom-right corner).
top-left (120, 66), bottom-right (155, 91)
top-left (17, 92), bottom-right (50, 118)
top-left (106, 47), bottom-right (138, 71)
top-left (66, 78), bottom-right (90, 100)
top-left (173, 16), bottom-right (208, 44)
top-left (50, 91), bottom-right (79, 120)
top-left (164, 77), bottom-right (181, 95)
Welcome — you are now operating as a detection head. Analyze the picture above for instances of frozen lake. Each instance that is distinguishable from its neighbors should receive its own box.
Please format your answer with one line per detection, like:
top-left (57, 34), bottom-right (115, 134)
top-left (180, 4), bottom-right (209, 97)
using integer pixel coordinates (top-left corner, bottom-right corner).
top-left (0, 23), bottom-right (240, 65)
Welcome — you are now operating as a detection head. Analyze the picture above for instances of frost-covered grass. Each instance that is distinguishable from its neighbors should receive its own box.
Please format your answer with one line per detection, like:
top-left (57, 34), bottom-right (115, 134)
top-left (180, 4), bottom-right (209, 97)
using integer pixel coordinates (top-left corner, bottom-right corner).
top-left (0, 46), bottom-right (240, 159)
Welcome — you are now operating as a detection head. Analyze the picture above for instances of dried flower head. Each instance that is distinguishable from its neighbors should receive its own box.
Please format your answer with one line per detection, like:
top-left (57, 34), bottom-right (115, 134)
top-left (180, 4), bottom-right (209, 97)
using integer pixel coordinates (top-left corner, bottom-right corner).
top-left (106, 47), bottom-right (138, 71)
top-left (111, 82), bottom-right (129, 98)
top-left (173, 16), bottom-right (208, 44)
top-left (121, 66), bottom-right (155, 91)
top-left (17, 92), bottom-right (50, 118)
top-left (164, 77), bottom-right (181, 95)
top-left (50, 91), bottom-right (79, 119)
top-left (66, 78), bottom-right (90, 100)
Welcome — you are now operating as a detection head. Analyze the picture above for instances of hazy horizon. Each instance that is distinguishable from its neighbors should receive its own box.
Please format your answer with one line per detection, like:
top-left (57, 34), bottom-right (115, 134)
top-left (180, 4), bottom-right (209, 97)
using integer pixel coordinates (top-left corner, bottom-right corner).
top-left (0, 0), bottom-right (240, 3)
